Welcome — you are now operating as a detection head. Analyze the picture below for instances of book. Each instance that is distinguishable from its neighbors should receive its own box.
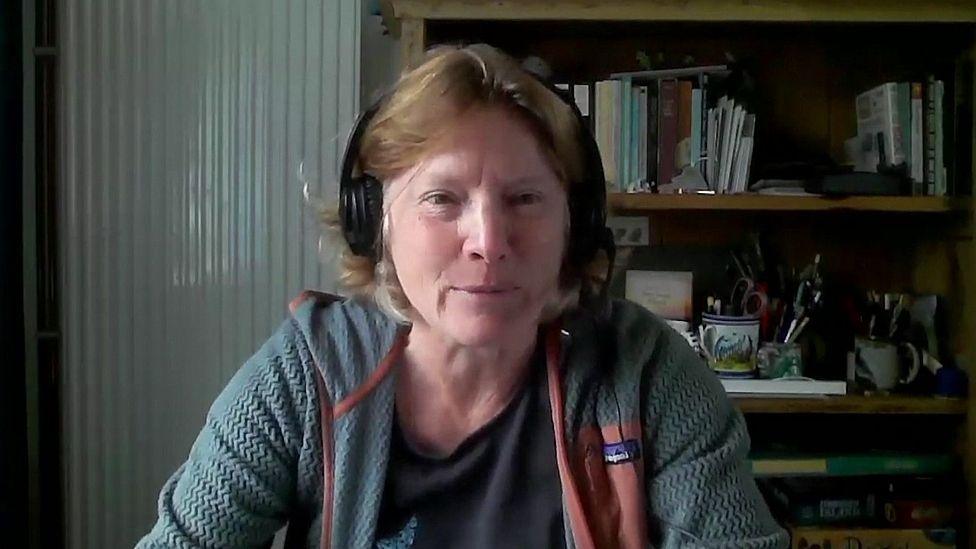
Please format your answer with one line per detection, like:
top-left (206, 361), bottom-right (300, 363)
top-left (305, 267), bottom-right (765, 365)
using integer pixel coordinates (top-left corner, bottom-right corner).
top-left (763, 476), bottom-right (960, 529)
top-left (721, 378), bottom-right (846, 396)
top-left (676, 80), bottom-right (694, 171)
top-left (934, 79), bottom-right (946, 196)
top-left (790, 526), bottom-right (956, 549)
top-left (750, 453), bottom-right (955, 478)
top-left (897, 82), bottom-right (912, 178)
top-left (855, 82), bottom-right (905, 169)
top-left (630, 84), bottom-right (641, 189)
top-left (925, 75), bottom-right (937, 195)
top-left (636, 85), bottom-right (648, 187)
top-left (715, 96), bottom-right (732, 191)
top-left (658, 79), bottom-right (679, 186)
top-left (690, 88), bottom-right (702, 169)
top-left (720, 103), bottom-right (743, 191)
top-left (619, 76), bottom-right (632, 190)
top-left (911, 82), bottom-right (924, 190)
top-left (706, 107), bottom-right (719, 187)
top-left (594, 80), bottom-right (618, 190)
top-left (646, 82), bottom-right (659, 186)
top-left (699, 74), bottom-right (710, 179)
top-left (732, 114), bottom-right (756, 192)
top-left (763, 478), bottom-right (881, 526)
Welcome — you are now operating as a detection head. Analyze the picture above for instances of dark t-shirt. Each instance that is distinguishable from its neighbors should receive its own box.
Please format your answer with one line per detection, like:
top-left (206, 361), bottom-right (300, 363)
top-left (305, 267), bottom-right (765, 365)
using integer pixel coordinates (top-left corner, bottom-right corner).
top-left (374, 342), bottom-right (566, 548)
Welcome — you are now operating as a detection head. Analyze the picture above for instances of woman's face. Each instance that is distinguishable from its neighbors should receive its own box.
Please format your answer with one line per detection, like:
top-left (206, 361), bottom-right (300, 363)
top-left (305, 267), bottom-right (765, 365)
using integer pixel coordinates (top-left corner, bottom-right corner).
top-left (385, 105), bottom-right (568, 347)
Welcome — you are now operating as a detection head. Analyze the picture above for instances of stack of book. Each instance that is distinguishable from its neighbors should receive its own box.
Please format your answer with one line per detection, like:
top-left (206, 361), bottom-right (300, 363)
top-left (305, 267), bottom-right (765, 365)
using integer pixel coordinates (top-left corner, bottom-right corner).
top-left (851, 73), bottom-right (971, 197)
top-left (558, 65), bottom-right (971, 198)
top-left (759, 474), bottom-right (961, 548)
top-left (565, 65), bottom-right (756, 193)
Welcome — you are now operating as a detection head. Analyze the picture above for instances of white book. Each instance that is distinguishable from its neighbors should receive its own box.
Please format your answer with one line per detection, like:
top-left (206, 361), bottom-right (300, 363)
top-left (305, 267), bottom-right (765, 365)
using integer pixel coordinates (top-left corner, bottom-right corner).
top-left (737, 115), bottom-right (757, 192)
top-left (720, 378), bottom-right (848, 396)
top-left (732, 139), bottom-right (750, 193)
top-left (732, 107), bottom-right (748, 189)
top-left (722, 104), bottom-right (744, 192)
top-left (855, 82), bottom-right (904, 168)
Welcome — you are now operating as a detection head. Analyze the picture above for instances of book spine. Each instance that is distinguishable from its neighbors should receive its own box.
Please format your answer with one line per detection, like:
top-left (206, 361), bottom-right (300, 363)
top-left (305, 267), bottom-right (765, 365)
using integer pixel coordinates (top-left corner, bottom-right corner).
top-left (897, 82), bottom-right (911, 173)
top-left (594, 81), bottom-right (615, 190)
top-left (925, 76), bottom-right (936, 196)
top-left (677, 80), bottom-right (693, 172)
top-left (637, 86), bottom-right (648, 187)
top-left (658, 79), bottom-right (678, 186)
top-left (826, 454), bottom-right (954, 476)
top-left (647, 83), bottom-right (659, 187)
top-left (619, 77), bottom-right (632, 190)
top-left (699, 74), bottom-right (710, 180)
top-left (935, 80), bottom-right (945, 196)
top-left (884, 83), bottom-right (905, 165)
top-left (630, 85), bottom-right (640, 189)
top-left (690, 88), bottom-right (702, 169)
top-left (609, 81), bottom-right (620, 190)
top-left (707, 108), bottom-right (718, 187)
top-left (911, 82), bottom-right (924, 191)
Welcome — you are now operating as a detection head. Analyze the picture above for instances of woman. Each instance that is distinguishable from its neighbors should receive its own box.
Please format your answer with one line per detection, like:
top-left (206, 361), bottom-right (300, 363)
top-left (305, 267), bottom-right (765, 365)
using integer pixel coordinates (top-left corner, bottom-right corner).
top-left (139, 44), bottom-right (787, 548)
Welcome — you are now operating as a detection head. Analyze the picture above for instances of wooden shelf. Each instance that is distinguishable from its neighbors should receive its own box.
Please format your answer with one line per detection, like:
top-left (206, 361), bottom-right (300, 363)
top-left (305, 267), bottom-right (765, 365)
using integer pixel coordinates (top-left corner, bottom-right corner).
top-left (608, 193), bottom-right (970, 213)
top-left (384, 0), bottom-right (976, 27)
top-left (733, 395), bottom-right (968, 415)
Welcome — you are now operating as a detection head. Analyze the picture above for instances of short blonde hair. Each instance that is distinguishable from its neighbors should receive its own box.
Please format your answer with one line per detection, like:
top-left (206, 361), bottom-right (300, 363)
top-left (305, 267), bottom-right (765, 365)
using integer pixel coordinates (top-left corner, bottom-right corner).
top-left (323, 43), bottom-right (608, 323)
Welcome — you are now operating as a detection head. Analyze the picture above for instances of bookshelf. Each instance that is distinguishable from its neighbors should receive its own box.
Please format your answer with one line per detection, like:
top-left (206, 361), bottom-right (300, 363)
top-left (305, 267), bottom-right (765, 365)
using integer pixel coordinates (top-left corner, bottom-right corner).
top-left (382, 0), bottom-right (976, 542)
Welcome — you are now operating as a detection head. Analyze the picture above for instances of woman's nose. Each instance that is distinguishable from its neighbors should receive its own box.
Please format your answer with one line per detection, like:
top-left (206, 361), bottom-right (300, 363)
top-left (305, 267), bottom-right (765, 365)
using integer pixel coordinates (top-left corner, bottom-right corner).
top-left (462, 200), bottom-right (511, 263)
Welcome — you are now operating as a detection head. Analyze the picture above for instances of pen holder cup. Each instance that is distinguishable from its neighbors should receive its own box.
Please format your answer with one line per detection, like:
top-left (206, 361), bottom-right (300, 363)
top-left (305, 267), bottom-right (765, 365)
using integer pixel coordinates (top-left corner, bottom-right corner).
top-left (757, 342), bottom-right (803, 379)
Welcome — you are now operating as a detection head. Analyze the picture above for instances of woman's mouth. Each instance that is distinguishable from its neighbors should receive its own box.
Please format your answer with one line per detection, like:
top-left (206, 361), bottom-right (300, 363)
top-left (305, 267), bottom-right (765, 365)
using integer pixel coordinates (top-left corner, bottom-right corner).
top-left (453, 285), bottom-right (518, 294)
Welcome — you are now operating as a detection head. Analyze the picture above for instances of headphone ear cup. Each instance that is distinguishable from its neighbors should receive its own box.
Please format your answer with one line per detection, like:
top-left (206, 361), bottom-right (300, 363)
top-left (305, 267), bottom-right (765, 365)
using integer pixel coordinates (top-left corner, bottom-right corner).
top-left (361, 175), bottom-right (384, 256)
top-left (341, 175), bottom-right (384, 260)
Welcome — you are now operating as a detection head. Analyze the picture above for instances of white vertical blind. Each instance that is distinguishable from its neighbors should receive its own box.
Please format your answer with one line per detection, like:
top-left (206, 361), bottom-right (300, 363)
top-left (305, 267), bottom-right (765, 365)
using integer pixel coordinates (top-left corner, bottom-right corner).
top-left (59, 1), bottom-right (360, 546)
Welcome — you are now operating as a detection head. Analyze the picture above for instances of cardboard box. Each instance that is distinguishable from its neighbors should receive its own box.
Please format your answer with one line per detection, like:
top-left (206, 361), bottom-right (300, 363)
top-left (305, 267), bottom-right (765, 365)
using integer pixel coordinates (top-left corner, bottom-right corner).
top-left (790, 526), bottom-right (956, 549)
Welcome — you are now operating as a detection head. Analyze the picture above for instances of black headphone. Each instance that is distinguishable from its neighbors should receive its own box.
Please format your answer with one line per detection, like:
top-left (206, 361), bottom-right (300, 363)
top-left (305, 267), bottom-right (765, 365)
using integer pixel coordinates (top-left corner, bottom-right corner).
top-left (338, 74), bottom-right (616, 304)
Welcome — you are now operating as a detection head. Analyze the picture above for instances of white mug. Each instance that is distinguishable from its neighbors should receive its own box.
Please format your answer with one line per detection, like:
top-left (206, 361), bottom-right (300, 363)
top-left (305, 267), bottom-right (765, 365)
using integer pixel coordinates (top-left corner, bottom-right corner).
top-left (852, 337), bottom-right (921, 391)
top-left (699, 313), bottom-right (760, 377)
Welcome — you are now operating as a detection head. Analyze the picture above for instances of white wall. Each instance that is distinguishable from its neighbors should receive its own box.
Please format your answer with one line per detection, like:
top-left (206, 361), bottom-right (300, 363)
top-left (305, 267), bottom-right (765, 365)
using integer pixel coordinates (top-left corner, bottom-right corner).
top-left (58, 1), bottom-right (360, 546)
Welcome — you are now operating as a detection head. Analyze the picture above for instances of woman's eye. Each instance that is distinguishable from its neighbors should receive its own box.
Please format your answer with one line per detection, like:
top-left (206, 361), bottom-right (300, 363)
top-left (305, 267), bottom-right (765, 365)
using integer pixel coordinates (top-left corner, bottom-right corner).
top-left (423, 192), bottom-right (456, 206)
top-left (514, 192), bottom-right (542, 205)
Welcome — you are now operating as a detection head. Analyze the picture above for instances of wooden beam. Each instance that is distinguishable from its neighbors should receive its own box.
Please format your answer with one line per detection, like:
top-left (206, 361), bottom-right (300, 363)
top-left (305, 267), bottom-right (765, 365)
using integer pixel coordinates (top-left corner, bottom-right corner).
top-left (399, 17), bottom-right (426, 72)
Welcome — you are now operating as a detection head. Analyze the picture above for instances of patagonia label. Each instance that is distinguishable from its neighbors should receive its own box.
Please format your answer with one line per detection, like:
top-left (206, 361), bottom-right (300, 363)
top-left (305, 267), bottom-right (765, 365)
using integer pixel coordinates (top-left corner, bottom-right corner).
top-left (603, 439), bottom-right (641, 465)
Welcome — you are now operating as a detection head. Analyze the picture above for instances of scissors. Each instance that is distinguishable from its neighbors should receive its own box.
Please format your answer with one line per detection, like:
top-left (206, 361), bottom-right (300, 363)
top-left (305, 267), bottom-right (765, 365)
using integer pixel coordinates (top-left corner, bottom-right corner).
top-left (729, 277), bottom-right (768, 317)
